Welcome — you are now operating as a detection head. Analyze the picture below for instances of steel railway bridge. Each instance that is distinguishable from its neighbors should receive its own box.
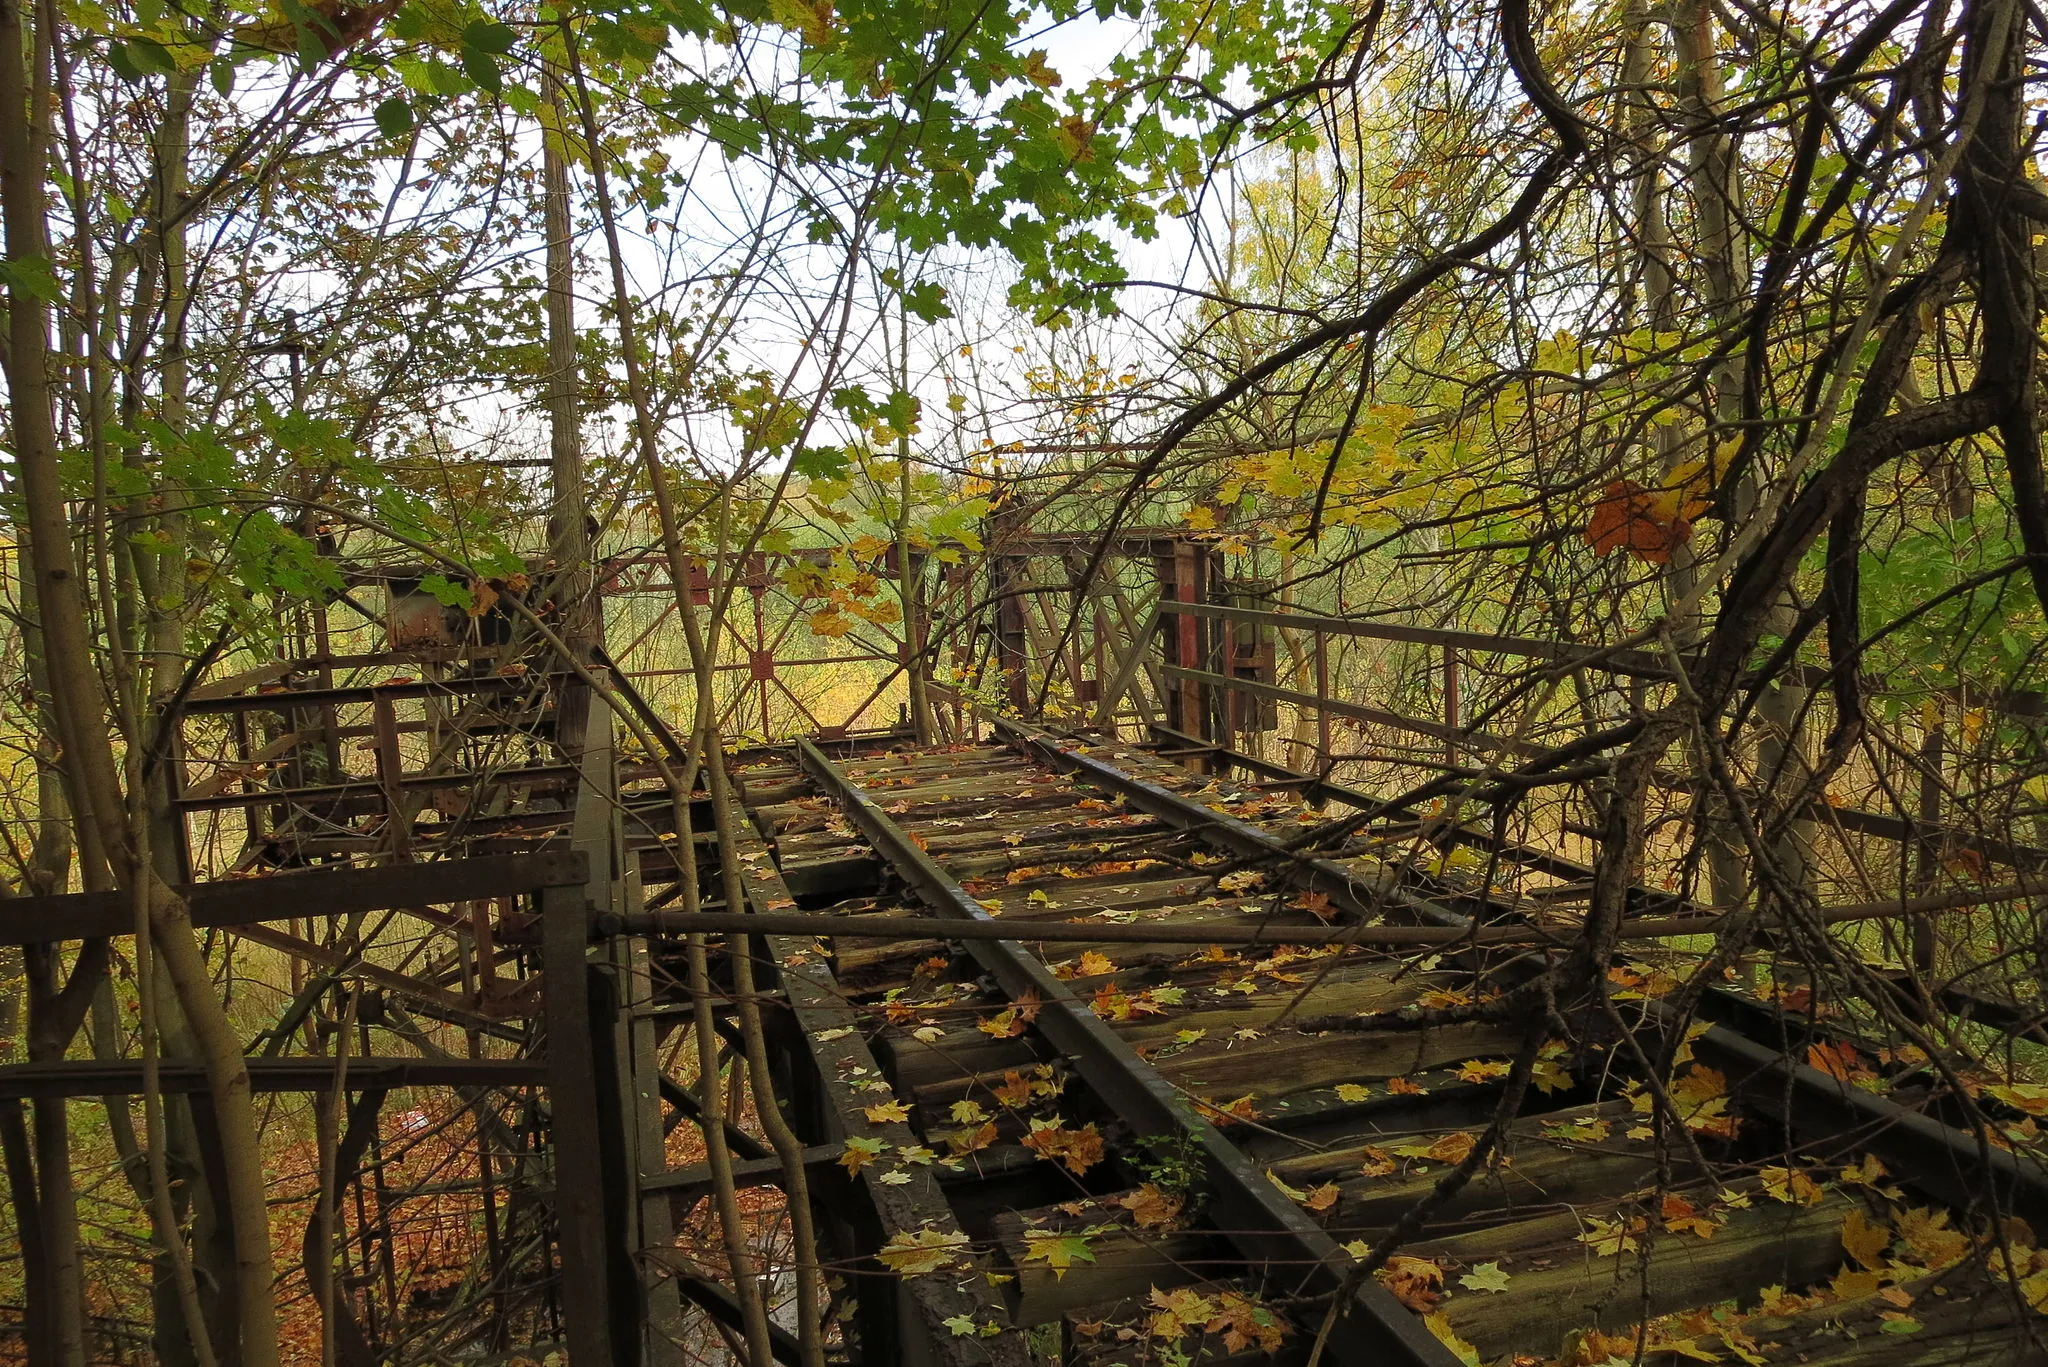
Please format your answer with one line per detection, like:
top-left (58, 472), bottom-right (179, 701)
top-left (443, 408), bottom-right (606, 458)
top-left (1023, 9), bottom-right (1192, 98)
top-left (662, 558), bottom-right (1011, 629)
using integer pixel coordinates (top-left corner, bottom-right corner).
top-left (4, 525), bottom-right (2044, 1367)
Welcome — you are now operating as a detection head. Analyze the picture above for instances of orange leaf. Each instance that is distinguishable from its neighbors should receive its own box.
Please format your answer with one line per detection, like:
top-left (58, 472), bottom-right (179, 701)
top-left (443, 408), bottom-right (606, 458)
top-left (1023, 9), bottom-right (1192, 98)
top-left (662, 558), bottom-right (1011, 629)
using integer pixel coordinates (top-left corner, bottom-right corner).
top-left (1585, 479), bottom-right (1693, 565)
top-left (1120, 1182), bottom-right (1185, 1230)
top-left (1021, 1120), bottom-right (1105, 1175)
top-left (1375, 1256), bottom-right (1444, 1313)
top-left (1807, 1040), bottom-right (1872, 1082)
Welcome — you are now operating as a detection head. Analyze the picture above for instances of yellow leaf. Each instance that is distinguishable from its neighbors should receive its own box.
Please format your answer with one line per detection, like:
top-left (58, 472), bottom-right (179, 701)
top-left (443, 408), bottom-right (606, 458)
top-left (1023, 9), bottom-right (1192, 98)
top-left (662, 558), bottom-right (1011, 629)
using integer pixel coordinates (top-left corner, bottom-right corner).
top-left (1377, 1257), bottom-right (1444, 1312)
top-left (877, 1228), bottom-right (971, 1275)
top-left (864, 1100), bottom-right (912, 1125)
top-left (1425, 1131), bottom-right (1477, 1165)
top-left (1760, 1166), bottom-right (1824, 1206)
top-left (1896, 1206), bottom-right (1970, 1268)
top-left (840, 1136), bottom-right (887, 1175)
top-left (1842, 1207), bottom-right (1891, 1270)
top-left (1335, 1083), bottom-right (1373, 1102)
top-left (1019, 49), bottom-right (1061, 87)
top-left (1423, 1313), bottom-right (1481, 1367)
top-left (1076, 950), bottom-right (1115, 976)
top-left (1577, 1215), bottom-right (1643, 1256)
top-left (1020, 1120), bottom-right (1105, 1175)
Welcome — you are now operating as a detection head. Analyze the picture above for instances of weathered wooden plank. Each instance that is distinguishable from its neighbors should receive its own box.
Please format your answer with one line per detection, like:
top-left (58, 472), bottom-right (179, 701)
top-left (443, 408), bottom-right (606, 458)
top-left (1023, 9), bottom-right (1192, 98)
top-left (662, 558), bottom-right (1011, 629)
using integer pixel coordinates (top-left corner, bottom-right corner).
top-left (1426, 1188), bottom-right (1853, 1359)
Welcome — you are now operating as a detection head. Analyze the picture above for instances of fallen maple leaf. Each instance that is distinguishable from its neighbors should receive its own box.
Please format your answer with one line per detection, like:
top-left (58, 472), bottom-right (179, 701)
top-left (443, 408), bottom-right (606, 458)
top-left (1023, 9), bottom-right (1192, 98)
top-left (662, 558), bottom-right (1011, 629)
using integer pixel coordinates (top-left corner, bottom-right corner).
top-left (1021, 1119), bottom-right (1105, 1175)
top-left (1148, 1285), bottom-right (1214, 1340)
top-left (1019, 1228), bottom-right (1098, 1279)
top-left (1359, 1146), bottom-right (1397, 1178)
top-left (977, 1008), bottom-right (1028, 1038)
top-left (1807, 1039), bottom-right (1873, 1082)
top-left (1577, 1214), bottom-right (1645, 1256)
top-left (1120, 1182), bottom-right (1184, 1230)
top-left (1302, 1182), bottom-right (1341, 1213)
top-left (1424, 1312), bottom-right (1481, 1367)
top-left (1292, 890), bottom-right (1336, 921)
top-left (1842, 1206), bottom-right (1891, 1269)
top-left (1660, 1192), bottom-right (1720, 1239)
top-left (1426, 1131), bottom-right (1477, 1164)
top-left (840, 1135), bottom-right (888, 1175)
top-left (1458, 1262), bottom-right (1510, 1293)
top-left (1760, 1165), bottom-right (1824, 1206)
top-left (877, 1228), bottom-right (971, 1274)
top-left (1207, 1290), bottom-right (1288, 1353)
top-left (1897, 1205), bottom-right (1971, 1268)
top-left (991, 1070), bottom-right (1035, 1107)
top-left (1198, 1093), bottom-right (1260, 1125)
top-left (863, 1100), bottom-right (911, 1125)
top-left (1376, 1256), bottom-right (1444, 1312)
top-left (943, 1121), bottom-right (999, 1156)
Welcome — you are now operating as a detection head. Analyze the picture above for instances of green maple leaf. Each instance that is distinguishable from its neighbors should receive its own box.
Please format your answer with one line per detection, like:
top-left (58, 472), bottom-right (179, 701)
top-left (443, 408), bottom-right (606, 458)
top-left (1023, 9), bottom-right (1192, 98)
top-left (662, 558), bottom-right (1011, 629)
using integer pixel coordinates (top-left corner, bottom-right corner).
top-left (1458, 1262), bottom-right (1511, 1293)
top-left (1019, 1229), bottom-right (1099, 1279)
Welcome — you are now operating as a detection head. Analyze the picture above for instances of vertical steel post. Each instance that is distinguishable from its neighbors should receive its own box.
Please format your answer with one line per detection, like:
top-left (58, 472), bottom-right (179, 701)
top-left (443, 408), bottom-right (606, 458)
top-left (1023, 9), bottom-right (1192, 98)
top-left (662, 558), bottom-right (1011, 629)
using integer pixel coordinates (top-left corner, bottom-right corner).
top-left (615, 860), bottom-right (687, 1364)
top-left (541, 869), bottom-right (614, 1365)
top-left (1442, 645), bottom-right (1460, 770)
top-left (1314, 630), bottom-right (1332, 788)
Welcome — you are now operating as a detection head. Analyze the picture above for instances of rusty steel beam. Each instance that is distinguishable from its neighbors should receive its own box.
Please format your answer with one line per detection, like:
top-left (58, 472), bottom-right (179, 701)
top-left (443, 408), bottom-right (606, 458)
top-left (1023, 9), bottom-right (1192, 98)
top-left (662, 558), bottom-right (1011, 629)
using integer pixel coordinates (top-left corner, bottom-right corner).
top-left (1158, 600), bottom-right (1684, 677)
top-left (0, 1057), bottom-right (545, 1097)
top-left (0, 851), bottom-right (588, 945)
top-left (615, 878), bottom-right (2035, 948)
top-left (181, 673), bottom-right (552, 715)
top-left (1159, 662), bottom-right (1541, 759)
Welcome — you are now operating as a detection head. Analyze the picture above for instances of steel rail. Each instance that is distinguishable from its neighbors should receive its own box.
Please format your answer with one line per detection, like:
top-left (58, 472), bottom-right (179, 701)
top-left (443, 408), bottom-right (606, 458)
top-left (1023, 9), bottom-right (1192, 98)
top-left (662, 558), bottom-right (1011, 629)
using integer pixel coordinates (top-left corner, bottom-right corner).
top-left (1677, 1006), bottom-right (2048, 1226)
top-left (793, 737), bottom-right (1461, 1367)
top-left (989, 717), bottom-right (1471, 932)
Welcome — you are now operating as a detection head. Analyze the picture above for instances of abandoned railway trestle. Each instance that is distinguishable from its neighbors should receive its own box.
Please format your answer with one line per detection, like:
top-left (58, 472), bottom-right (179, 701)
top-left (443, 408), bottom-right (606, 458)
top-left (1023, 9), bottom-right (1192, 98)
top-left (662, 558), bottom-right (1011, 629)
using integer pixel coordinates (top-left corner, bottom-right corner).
top-left (4, 534), bottom-right (2045, 1367)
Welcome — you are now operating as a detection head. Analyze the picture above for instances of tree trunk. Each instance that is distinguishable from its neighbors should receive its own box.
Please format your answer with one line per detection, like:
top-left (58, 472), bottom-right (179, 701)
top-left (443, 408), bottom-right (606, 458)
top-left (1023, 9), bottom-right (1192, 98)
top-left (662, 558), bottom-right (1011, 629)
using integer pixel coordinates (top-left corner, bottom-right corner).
top-left (0, 4), bottom-right (282, 1362)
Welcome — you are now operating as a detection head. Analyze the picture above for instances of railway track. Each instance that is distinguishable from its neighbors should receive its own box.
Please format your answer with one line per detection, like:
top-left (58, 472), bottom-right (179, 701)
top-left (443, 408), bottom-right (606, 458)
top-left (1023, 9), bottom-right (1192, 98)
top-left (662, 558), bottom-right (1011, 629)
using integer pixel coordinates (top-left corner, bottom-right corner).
top-left (722, 728), bottom-right (2048, 1367)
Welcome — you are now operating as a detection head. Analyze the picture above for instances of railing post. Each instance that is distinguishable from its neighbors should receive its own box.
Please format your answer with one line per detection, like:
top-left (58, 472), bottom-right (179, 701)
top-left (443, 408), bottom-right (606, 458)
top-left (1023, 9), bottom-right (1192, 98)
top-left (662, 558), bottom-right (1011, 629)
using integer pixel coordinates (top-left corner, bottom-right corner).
top-left (1442, 645), bottom-right (1460, 770)
top-left (541, 873), bottom-right (614, 1365)
top-left (1314, 630), bottom-right (1332, 778)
